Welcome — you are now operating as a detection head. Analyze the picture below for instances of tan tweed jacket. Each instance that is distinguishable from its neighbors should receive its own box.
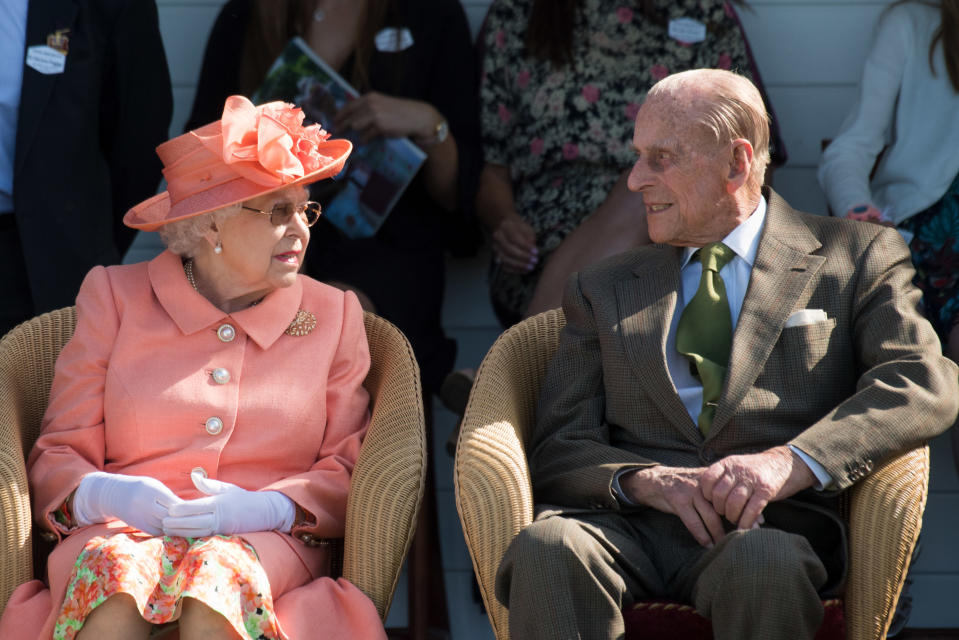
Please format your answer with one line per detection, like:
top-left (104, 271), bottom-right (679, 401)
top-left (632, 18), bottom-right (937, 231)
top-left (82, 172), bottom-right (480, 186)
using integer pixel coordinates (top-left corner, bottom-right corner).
top-left (530, 188), bottom-right (958, 513)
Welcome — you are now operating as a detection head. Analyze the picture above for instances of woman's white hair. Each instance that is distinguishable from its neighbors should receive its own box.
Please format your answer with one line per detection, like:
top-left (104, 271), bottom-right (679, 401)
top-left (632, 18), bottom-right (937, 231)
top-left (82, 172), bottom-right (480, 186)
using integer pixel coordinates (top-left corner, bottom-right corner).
top-left (157, 205), bottom-right (240, 257)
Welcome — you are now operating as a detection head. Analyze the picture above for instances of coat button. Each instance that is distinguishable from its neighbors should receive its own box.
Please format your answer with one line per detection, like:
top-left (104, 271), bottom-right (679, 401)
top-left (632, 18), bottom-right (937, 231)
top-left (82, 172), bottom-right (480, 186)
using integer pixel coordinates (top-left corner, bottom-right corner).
top-left (211, 367), bottom-right (230, 384)
top-left (191, 466), bottom-right (208, 478)
top-left (205, 417), bottom-right (224, 435)
top-left (217, 324), bottom-right (236, 342)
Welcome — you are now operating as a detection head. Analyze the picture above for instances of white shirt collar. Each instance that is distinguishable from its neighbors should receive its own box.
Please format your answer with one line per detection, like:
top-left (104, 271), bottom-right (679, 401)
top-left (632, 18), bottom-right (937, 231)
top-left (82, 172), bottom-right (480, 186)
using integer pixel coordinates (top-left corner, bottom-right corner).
top-left (680, 196), bottom-right (767, 269)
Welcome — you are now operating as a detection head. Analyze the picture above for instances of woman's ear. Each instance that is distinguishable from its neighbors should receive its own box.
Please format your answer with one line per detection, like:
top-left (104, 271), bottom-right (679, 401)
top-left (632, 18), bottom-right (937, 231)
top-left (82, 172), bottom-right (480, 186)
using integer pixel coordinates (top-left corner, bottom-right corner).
top-left (726, 138), bottom-right (754, 193)
top-left (202, 219), bottom-right (220, 252)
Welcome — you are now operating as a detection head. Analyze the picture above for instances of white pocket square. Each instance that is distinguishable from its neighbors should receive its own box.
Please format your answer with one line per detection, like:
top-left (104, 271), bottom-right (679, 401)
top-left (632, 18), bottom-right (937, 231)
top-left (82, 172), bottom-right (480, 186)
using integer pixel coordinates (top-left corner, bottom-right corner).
top-left (785, 309), bottom-right (828, 328)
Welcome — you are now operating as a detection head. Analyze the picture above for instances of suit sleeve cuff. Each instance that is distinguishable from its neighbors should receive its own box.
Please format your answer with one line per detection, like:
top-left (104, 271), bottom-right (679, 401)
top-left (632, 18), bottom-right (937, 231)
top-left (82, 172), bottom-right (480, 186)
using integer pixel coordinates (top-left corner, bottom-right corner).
top-left (612, 468), bottom-right (639, 506)
top-left (789, 444), bottom-right (833, 491)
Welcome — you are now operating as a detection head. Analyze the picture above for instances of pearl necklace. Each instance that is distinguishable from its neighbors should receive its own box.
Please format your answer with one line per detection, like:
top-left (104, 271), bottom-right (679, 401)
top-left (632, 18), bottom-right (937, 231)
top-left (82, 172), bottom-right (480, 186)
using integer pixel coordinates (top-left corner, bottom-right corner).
top-left (184, 258), bottom-right (198, 292)
top-left (183, 259), bottom-right (315, 335)
top-left (185, 258), bottom-right (259, 307)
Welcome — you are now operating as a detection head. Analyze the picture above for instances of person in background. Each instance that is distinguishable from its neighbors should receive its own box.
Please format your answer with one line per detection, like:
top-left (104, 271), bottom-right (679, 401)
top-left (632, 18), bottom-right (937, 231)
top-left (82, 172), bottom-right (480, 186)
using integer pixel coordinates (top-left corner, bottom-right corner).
top-left (819, 0), bottom-right (959, 363)
top-left (497, 68), bottom-right (958, 640)
top-left (0, 96), bottom-right (385, 640)
top-left (477, 0), bottom-right (785, 327)
top-left (186, 0), bottom-right (480, 399)
top-left (0, 0), bottom-right (172, 336)
top-left (188, 5), bottom-right (480, 635)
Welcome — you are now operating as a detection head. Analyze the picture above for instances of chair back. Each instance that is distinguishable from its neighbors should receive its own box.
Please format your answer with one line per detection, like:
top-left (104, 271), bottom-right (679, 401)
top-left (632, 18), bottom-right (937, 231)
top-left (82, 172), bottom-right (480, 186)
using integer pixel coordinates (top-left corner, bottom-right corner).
top-left (454, 306), bottom-right (930, 640)
top-left (0, 307), bottom-right (425, 622)
top-left (0, 307), bottom-right (77, 614)
top-left (454, 309), bottom-right (565, 639)
top-left (0, 308), bottom-right (77, 458)
top-left (345, 312), bottom-right (427, 619)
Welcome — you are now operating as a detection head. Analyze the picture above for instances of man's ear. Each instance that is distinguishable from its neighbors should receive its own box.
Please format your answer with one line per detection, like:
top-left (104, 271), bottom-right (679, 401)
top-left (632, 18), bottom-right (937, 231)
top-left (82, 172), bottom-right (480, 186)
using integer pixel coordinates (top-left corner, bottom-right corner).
top-left (726, 139), bottom-right (754, 193)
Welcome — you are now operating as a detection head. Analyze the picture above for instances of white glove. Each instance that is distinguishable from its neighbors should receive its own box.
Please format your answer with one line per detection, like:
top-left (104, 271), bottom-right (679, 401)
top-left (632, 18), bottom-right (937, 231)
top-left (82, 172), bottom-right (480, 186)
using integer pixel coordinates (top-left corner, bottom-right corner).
top-left (162, 470), bottom-right (295, 538)
top-left (73, 471), bottom-right (185, 536)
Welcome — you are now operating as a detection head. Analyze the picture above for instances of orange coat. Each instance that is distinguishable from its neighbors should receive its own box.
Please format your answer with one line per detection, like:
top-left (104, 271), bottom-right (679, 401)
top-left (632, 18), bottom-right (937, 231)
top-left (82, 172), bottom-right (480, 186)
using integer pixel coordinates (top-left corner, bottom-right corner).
top-left (1, 250), bottom-right (385, 639)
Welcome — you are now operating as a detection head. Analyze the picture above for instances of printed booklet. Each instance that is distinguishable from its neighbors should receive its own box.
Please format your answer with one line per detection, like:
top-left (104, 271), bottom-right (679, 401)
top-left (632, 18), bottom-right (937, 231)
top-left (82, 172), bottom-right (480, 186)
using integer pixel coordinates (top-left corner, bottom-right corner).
top-left (254, 37), bottom-right (426, 238)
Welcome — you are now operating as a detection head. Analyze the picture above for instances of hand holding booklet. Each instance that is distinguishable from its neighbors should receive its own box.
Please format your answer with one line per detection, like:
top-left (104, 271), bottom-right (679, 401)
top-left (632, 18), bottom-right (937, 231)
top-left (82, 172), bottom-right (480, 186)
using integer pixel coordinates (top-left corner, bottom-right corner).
top-left (253, 37), bottom-right (426, 238)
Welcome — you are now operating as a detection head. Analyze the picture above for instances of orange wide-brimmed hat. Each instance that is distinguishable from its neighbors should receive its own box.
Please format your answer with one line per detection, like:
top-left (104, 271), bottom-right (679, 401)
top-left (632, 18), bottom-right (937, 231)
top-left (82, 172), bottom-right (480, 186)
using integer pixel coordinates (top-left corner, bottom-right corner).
top-left (124, 95), bottom-right (352, 231)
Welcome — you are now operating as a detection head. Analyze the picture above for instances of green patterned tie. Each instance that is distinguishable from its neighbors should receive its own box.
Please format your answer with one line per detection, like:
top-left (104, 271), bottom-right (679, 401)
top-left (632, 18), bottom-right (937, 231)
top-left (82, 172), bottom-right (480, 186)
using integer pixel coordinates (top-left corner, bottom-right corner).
top-left (676, 242), bottom-right (736, 435)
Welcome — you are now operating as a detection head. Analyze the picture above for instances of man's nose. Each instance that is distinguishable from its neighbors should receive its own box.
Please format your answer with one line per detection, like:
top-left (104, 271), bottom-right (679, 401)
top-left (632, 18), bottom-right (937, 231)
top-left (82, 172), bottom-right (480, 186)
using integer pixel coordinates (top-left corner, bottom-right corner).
top-left (627, 160), bottom-right (651, 192)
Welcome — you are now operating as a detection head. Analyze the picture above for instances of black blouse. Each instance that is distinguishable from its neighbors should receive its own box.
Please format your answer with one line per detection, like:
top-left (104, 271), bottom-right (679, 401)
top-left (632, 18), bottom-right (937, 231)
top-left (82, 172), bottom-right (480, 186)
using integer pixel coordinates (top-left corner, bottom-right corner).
top-left (185, 0), bottom-right (481, 251)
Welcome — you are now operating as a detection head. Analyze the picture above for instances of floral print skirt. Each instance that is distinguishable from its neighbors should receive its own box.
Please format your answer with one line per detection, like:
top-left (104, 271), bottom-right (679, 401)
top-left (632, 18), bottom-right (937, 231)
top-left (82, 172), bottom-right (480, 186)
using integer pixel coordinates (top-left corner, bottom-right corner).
top-left (53, 533), bottom-right (280, 640)
top-left (900, 172), bottom-right (959, 344)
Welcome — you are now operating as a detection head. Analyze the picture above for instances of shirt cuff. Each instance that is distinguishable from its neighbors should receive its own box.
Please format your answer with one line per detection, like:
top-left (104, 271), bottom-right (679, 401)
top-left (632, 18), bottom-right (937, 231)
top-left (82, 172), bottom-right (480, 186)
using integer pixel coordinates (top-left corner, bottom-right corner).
top-left (788, 445), bottom-right (833, 491)
top-left (612, 468), bottom-right (639, 506)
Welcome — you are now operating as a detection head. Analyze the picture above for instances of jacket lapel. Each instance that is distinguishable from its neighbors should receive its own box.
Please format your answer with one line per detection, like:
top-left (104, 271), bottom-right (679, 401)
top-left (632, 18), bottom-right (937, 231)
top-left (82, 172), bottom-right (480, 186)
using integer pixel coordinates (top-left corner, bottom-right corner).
top-left (16, 0), bottom-right (78, 175)
top-left (615, 245), bottom-right (702, 441)
top-left (709, 189), bottom-right (825, 436)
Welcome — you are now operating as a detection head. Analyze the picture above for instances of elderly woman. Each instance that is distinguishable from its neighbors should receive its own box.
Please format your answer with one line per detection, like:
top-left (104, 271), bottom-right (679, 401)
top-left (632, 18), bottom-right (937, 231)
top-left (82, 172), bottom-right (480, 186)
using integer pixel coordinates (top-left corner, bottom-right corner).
top-left (0, 96), bottom-right (386, 640)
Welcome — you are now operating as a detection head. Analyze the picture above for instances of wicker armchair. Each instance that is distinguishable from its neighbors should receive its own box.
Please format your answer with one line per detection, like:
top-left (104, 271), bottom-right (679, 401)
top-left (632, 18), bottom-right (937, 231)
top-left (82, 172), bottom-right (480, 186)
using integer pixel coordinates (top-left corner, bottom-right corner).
top-left (454, 308), bottom-right (929, 640)
top-left (0, 307), bottom-right (426, 621)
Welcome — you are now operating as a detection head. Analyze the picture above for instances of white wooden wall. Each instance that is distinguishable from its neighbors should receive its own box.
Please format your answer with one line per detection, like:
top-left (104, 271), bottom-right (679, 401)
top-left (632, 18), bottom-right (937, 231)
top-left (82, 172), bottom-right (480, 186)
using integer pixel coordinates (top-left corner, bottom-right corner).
top-left (151, 0), bottom-right (959, 630)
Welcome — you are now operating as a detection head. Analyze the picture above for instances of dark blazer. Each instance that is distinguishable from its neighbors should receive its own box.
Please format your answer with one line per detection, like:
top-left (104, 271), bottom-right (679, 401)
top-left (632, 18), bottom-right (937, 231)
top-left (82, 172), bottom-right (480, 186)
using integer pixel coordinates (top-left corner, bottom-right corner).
top-left (14, 0), bottom-right (172, 313)
top-left (529, 189), bottom-right (958, 577)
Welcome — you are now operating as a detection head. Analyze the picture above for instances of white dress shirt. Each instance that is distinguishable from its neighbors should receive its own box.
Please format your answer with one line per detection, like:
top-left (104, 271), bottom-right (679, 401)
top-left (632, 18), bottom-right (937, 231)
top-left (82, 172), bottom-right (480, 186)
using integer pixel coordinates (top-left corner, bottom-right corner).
top-left (0, 0), bottom-right (28, 213)
top-left (0, 0), bottom-right (27, 214)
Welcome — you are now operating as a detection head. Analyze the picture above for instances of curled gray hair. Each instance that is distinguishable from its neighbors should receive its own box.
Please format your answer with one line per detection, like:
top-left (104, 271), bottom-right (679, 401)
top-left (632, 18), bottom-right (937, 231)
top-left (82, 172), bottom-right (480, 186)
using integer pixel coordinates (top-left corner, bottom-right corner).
top-left (157, 205), bottom-right (240, 257)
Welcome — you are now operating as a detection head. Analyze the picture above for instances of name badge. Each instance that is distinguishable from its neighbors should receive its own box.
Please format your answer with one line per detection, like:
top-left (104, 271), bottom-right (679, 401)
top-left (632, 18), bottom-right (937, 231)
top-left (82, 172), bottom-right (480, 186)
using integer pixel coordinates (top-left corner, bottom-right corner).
top-left (26, 45), bottom-right (67, 75)
top-left (668, 18), bottom-right (707, 44)
top-left (375, 27), bottom-right (414, 52)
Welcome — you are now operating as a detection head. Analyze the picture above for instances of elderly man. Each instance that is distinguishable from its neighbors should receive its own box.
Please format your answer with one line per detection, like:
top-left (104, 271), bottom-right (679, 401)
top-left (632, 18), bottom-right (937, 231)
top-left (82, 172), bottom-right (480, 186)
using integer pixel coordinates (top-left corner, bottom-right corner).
top-left (494, 68), bottom-right (959, 640)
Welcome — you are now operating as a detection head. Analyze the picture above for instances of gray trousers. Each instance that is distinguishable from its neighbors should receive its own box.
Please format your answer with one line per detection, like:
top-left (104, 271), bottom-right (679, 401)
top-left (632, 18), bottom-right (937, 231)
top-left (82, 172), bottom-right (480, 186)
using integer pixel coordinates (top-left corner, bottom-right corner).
top-left (495, 508), bottom-right (827, 640)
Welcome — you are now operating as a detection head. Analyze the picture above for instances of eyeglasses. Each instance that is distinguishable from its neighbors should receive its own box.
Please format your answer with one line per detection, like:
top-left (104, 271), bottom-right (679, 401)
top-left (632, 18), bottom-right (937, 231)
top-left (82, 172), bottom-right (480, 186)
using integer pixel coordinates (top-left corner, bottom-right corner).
top-left (241, 201), bottom-right (322, 227)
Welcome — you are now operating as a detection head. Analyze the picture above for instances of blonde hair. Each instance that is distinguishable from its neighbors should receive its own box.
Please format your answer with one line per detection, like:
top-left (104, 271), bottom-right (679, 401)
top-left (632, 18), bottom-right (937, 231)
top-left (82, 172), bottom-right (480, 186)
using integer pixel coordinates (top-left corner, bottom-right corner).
top-left (649, 69), bottom-right (771, 189)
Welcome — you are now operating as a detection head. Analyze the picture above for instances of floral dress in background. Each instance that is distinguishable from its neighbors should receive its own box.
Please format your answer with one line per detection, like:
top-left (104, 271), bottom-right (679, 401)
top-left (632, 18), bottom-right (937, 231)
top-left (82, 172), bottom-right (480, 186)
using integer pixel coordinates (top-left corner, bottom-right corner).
top-left (480, 0), bottom-right (784, 324)
top-left (900, 172), bottom-right (959, 343)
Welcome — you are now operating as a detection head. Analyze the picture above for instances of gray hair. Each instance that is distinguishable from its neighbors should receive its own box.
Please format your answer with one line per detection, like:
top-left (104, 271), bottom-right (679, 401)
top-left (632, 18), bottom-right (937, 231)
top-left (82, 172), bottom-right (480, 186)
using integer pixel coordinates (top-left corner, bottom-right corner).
top-left (157, 205), bottom-right (240, 257)
top-left (648, 69), bottom-right (771, 189)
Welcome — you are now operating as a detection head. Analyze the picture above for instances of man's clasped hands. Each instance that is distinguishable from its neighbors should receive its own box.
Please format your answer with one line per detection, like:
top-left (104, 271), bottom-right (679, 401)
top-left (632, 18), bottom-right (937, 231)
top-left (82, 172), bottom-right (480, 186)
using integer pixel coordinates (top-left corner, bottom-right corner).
top-left (621, 445), bottom-right (817, 548)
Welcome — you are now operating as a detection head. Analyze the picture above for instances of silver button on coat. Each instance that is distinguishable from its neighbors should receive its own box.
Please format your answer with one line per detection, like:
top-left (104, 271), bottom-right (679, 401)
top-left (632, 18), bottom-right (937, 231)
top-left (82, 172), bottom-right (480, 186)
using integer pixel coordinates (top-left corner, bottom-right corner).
top-left (205, 417), bottom-right (223, 435)
top-left (217, 324), bottom-right (236, 342)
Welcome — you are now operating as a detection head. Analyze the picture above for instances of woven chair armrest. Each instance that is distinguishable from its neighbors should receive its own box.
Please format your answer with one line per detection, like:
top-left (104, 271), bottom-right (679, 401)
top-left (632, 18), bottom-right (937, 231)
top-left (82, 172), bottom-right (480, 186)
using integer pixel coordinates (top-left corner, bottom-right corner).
top-left (454, 309), bottom-right (566, 640)
top-left (0, 339), bottom-right (37, 615)
top-left (343, 313), bottom-right (427, 620)
top-left (845, 445), bottom-right (929, 640)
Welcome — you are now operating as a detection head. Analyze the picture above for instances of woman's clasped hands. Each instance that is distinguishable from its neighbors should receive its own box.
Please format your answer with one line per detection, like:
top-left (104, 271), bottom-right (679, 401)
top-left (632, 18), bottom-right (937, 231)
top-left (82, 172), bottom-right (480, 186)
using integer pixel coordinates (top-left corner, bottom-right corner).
top-left (73, 469), bottom-right (295, 537)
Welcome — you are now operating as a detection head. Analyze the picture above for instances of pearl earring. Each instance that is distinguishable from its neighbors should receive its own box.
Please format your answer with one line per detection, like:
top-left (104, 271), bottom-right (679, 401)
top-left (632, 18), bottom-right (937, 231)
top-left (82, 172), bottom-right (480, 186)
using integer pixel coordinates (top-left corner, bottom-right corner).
top-left (214, 242), bottom-right (222, 254)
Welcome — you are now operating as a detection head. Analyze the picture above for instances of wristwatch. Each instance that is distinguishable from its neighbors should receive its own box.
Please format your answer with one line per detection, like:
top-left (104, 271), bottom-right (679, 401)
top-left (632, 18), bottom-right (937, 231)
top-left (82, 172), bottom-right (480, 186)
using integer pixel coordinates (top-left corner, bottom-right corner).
top-left (433, 118), bottom-right (449, 144)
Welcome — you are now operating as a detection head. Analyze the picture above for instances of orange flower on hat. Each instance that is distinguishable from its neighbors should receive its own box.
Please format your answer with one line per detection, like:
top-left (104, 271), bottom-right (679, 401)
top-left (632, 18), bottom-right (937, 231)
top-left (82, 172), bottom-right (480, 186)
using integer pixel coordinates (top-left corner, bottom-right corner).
top-left (219, 96), bottom-right (332, 185)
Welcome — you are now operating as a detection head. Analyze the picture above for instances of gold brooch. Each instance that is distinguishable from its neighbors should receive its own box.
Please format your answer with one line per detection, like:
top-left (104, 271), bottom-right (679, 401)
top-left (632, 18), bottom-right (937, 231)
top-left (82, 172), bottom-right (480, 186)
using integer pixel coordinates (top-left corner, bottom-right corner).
top-left (285, 310), bottom-right (316, 337)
